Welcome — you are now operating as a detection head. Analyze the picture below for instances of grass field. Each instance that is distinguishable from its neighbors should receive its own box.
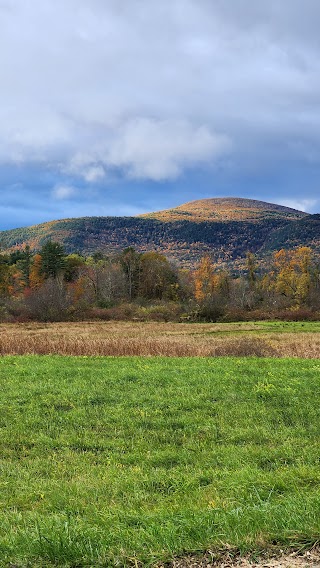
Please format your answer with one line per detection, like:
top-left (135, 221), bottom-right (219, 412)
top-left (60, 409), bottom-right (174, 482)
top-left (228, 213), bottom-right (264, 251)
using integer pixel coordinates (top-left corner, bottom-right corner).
top-left (1, 320), bottom-right (320, 357)
top-left (0, 355), bottom-right (319, 566)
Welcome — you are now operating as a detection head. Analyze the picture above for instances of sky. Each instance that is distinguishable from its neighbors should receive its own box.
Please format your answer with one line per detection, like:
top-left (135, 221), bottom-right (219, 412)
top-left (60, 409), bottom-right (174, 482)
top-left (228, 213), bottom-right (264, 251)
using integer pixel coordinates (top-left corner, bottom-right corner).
top-left (1, 0), bottom-right (320, 229)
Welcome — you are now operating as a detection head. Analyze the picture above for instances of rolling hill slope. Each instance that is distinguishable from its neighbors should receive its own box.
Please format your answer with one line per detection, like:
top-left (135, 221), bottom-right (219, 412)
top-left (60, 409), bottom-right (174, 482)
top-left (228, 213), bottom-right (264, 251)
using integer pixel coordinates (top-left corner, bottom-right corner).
top-left (0, 197), bottom-right (318, 269)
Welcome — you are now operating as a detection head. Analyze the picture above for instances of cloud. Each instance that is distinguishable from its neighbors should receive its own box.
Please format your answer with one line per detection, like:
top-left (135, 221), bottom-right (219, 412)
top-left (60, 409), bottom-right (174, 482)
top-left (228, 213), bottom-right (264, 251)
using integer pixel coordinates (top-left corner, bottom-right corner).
top-left (64, 118), bottom-right (230, 182)
top-left (105, 118), bottom-right (230, 180)
top-left (0, 0), bottom-right (320, 220)
top-left (52, 184), bottom-right (77, 200)
top-left (0, 2), bottom-right (319, 175)
top-left (277, 198), bottom-right (319, 213)
top-left (83, 165), bottom-right (106, 183)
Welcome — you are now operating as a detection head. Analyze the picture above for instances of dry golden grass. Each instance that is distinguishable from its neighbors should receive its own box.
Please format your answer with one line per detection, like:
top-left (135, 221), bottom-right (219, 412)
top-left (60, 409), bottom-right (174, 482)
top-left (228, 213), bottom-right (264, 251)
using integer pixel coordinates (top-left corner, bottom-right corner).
top-left (0, 321), bottom-right (320, 357)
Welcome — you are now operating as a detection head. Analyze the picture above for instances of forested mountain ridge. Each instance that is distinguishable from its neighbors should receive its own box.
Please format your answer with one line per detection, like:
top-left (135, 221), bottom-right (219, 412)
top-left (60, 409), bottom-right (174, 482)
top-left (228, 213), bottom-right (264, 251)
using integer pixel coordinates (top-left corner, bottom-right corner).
top-left (0, 197), bottom-right (318, 269)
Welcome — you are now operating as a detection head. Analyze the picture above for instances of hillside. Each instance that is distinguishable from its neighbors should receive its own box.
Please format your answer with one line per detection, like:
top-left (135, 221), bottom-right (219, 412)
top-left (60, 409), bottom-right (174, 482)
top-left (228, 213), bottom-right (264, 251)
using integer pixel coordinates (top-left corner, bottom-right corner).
top-left (262, 213), bottom-right (320, 252)
top-left (0, 197), bottom-right (318, 269)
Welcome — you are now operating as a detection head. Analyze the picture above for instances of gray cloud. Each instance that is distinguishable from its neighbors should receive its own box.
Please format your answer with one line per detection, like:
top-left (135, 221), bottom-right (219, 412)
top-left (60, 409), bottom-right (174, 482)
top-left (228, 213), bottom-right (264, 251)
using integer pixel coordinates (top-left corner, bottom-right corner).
top-left (1, 0), bottom-right (320, 185)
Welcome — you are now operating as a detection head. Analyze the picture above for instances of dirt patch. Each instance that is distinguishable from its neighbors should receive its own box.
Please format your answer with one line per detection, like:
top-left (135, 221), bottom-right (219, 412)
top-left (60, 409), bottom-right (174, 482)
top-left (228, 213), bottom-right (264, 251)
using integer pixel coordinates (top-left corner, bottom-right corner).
top-left (166, 549), bottom-right (320, 568)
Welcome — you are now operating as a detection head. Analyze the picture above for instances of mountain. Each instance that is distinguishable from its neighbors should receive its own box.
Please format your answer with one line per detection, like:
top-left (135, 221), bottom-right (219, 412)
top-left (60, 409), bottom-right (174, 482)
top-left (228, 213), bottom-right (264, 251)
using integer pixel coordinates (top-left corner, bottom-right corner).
top-left (0, 197), bottom-right (318, 269)
top-left (140, 197), bottom-right (306, 222)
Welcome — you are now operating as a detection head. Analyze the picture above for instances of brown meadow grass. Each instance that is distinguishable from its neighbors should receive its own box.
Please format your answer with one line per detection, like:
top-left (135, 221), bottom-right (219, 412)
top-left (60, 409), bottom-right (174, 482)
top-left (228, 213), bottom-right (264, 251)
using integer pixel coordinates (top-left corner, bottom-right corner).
top-left (0, 321), bottom-right (320, 357)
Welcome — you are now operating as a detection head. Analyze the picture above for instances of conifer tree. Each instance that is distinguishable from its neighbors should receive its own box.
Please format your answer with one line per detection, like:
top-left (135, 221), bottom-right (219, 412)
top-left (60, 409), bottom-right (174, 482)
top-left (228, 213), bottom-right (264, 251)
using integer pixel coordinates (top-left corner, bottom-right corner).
top-left (40, 241), bottom-right (66, 280)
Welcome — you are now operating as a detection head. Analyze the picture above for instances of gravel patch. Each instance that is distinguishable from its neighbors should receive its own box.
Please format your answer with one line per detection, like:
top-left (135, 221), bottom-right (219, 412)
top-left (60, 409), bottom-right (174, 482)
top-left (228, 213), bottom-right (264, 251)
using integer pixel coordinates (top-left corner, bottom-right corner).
top-left (164, 549), bottom-right (320, 568)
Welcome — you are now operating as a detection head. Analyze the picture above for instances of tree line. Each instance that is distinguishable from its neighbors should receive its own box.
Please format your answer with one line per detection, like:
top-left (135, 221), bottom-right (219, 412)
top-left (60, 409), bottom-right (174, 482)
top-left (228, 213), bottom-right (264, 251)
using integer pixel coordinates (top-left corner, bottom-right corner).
top-left (0, 242), bottom-right (319, 322)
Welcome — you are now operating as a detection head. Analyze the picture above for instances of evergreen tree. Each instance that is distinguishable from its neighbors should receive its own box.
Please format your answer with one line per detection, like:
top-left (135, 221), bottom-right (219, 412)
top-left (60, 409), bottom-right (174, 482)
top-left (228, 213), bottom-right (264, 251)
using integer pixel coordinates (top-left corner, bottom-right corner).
top-left (40, 241), bottom-right (66, 279)
top-left (16, 245), bottom-right (32, 287)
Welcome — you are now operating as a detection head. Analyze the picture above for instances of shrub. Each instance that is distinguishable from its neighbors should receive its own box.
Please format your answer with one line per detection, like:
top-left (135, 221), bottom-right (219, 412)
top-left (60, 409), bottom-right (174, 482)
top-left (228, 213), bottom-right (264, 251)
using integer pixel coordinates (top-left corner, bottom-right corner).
top-left (274, 308), bottom-right (320, 321)
top-left (25, 279), bottom-right (74, 322)
top-left (88, 303), bottom-right (141, 321)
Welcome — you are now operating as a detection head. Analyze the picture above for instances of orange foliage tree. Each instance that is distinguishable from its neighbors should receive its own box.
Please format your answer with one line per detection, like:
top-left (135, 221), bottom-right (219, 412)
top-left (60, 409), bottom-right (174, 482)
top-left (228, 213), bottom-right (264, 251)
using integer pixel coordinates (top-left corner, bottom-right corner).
top-left (29, 254), bottom-right (45, 289)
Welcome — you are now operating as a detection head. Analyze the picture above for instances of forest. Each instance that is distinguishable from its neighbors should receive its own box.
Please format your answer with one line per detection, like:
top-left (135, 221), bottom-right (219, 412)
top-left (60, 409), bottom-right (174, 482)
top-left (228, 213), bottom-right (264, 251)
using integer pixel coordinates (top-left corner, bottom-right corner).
top-left (0, 241), bottom-right (319, 322)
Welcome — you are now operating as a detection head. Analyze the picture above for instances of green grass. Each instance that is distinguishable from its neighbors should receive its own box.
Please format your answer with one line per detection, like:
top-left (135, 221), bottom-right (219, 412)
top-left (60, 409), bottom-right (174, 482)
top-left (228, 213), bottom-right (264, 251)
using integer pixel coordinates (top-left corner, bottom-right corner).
top-left (251, 320), bottom-right (320, 333)
top-left (199, 320), bottom-right (320, 337)
top-left (0, 356), bottom-right (319, 566)
top-left (211, 321), bottom-right (320, 333)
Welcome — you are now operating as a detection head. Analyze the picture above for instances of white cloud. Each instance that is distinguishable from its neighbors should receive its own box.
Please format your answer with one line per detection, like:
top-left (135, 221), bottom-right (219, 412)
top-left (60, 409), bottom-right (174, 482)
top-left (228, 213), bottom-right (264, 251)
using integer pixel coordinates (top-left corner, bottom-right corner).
top-left (65, 154), bottom-right (108, 182)
top-left (277, 198), bottom-right (319, 213)
top-left (63, 118), bottom-right (230, 182)
top-left (105, 118), bottom-right (230, 180)
top-left (83, 165), bottom-right (106, 182)
top-left (52, 184), bottom-right (77, 200)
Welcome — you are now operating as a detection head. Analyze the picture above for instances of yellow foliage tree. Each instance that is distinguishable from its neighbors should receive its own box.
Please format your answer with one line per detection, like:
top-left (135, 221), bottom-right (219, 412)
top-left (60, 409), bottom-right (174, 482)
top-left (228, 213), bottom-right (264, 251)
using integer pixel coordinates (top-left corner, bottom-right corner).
top-left (194, 256), bottom-right (215, 302)
top-left (272, 247), bottom-right (313, 305)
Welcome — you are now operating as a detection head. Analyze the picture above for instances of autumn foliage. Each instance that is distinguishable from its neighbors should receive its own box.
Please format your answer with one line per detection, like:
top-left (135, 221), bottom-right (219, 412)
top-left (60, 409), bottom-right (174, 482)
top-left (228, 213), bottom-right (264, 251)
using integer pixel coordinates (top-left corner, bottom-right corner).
top-left (0, 241), bottom-right (319, 322)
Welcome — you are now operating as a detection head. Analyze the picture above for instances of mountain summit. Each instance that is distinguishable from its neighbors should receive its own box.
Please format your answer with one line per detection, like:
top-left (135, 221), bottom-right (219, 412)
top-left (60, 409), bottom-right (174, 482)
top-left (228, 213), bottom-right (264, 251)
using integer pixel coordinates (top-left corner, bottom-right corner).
top-left (140, 197), bottom-right (307, 222)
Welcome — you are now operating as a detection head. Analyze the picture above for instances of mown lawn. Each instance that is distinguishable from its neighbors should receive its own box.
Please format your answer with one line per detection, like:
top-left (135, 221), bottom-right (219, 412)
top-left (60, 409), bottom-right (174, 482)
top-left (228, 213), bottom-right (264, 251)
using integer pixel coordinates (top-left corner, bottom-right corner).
top-left (0, 356), bottom-right (319, 566)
